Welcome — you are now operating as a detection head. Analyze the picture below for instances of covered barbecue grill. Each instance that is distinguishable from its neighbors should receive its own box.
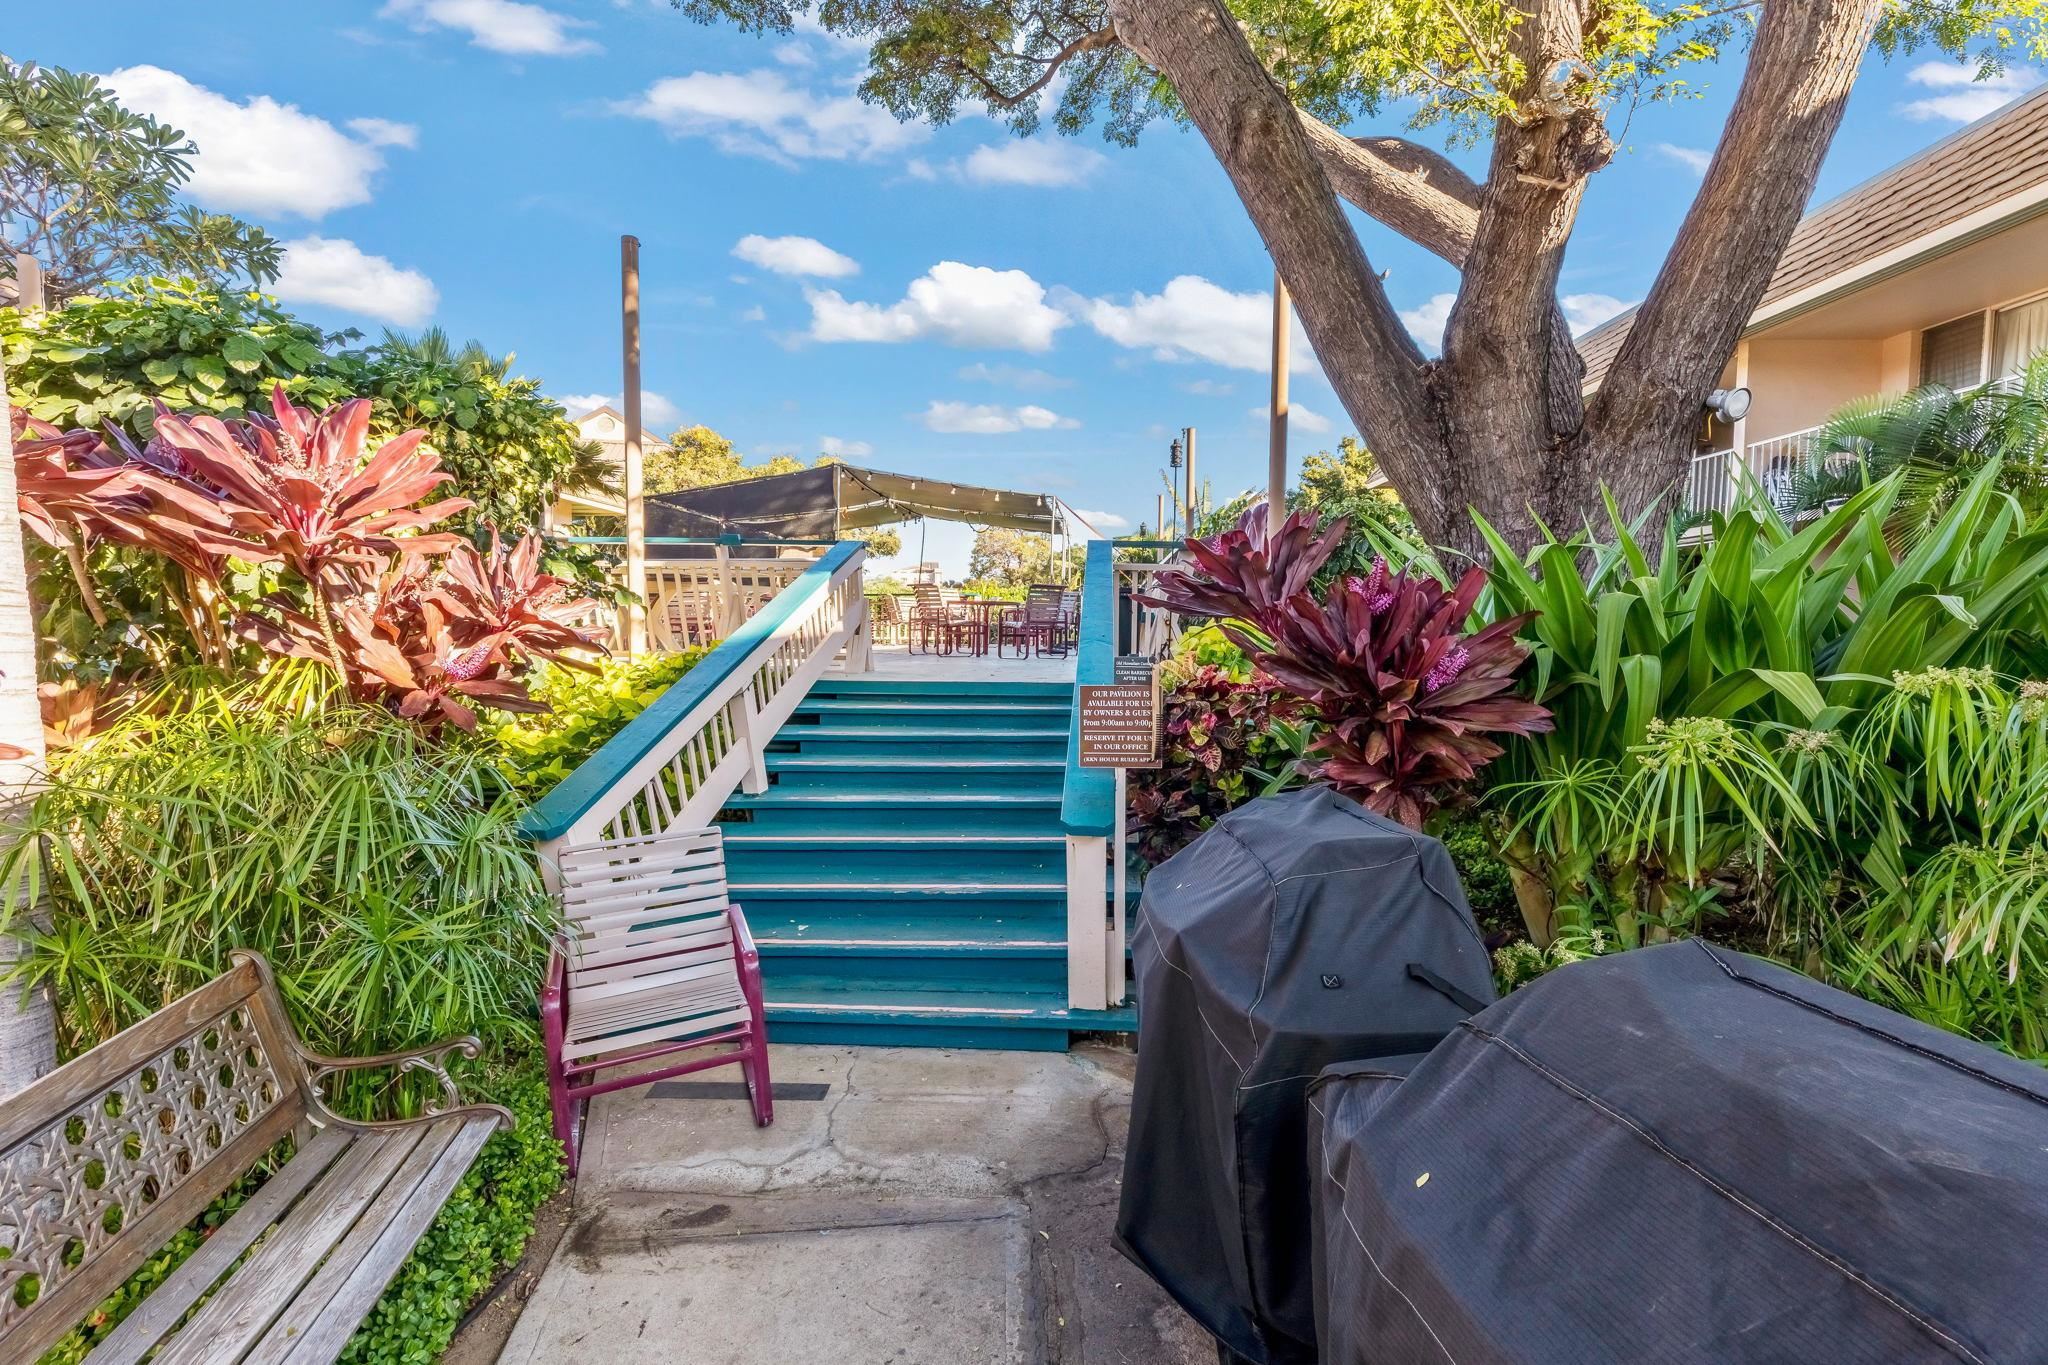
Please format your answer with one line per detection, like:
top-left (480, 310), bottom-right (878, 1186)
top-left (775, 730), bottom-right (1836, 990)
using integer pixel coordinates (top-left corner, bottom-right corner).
top-left (1117, 786), bottom-right (1497, 1364)
top-left (1308, 938), bottom-right (2048, 1364)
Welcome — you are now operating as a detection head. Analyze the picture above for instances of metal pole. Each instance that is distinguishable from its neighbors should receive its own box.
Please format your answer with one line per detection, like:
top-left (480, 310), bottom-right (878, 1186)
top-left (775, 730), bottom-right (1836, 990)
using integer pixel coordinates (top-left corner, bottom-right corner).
top-left (621, 235), bottom-right (647, 657)
top-left (1268, 272), bottom-right (1290, 533)
top-left (1184, 427), bottom-right (1198, 534)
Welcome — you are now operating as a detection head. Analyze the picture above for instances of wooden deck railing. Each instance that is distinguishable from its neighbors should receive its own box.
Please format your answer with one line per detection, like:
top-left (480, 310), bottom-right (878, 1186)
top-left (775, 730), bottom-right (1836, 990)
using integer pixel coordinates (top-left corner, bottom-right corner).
top-left (522, 542), bottom-right (871, 873)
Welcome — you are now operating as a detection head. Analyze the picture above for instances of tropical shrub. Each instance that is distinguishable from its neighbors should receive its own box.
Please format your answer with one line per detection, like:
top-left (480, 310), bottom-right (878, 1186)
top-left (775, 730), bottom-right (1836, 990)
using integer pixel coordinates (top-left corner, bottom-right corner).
top-left (1144, 506), bottom-right (1551, 826)
top-left (0, 676), bottom-right (557, 1076)
top-left (17, 388), bottom-right (604, 726)
top-left (488, 647), bottom-right (711, 797)
top-left (1476, 464), bottom-right (2048, 950)
top-left (1774, 349), bottom-right (2048, 541)
top-left (1127, 665), bottom-right (1308, 864)
top-left (348, 328), bottom-right (597, 538)
top-left (338, 1068), bottom-right (565, 1364)
top-left (2, 278), bottom-right (352, 433)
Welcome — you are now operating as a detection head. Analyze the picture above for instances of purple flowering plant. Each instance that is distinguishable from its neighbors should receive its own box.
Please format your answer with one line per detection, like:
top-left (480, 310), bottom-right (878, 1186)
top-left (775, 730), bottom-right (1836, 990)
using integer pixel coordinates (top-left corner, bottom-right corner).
top-left (1142, 507), bottom-right (1552, 827)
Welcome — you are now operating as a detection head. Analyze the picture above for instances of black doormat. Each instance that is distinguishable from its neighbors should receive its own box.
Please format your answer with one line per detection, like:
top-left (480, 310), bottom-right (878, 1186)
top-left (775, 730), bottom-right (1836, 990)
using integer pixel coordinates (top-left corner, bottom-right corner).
top-left (647, 1080), bottom-right (832, 1101)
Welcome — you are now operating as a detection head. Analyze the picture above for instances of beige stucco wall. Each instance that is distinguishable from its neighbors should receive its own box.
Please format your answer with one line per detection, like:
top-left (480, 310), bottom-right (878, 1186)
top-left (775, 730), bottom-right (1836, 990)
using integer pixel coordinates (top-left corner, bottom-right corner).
top-left (1878, 329), bottom-right (1922, 394)
top-left (1743, 338), bottom-right (1886, 442)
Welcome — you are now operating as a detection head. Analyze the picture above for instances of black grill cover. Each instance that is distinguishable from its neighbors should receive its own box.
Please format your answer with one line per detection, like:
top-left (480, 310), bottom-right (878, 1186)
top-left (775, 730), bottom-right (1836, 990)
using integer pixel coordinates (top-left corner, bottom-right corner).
top-left (1308, 938), bottom-right (2048, 1364)
top-left (1117, 786), bottom-right (1497, 1363)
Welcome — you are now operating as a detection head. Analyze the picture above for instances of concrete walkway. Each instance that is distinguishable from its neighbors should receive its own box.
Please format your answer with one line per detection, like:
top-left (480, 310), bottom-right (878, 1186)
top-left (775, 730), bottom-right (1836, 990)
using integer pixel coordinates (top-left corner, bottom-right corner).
top-left (493, 1042), bottom-right (1210, 1364)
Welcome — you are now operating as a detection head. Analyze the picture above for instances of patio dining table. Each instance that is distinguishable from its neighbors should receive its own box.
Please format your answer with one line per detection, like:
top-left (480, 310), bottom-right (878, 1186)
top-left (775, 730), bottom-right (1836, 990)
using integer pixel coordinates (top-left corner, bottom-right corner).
top-left (953, 596), bottom-right (1020, 656)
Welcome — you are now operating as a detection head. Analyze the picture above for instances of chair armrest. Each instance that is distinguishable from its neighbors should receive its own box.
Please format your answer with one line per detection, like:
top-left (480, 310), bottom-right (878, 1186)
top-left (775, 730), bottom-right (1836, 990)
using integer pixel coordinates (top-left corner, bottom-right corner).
top-left (728, 903), bottom-right (760, 968)
top-left (296, 1036), bottom-right (515, 1134)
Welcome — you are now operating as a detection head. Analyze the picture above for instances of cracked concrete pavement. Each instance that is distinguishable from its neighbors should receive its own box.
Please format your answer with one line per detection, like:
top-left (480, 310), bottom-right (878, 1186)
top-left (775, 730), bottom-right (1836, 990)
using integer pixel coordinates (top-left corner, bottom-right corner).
top-left (492, 1041), bottom-right (1214, 1364)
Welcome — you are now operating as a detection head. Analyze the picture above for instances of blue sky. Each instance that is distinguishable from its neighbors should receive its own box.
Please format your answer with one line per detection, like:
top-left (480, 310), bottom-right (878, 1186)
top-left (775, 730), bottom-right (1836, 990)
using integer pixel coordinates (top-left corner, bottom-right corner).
top-left (11, 2), bottom-right (2043, 573)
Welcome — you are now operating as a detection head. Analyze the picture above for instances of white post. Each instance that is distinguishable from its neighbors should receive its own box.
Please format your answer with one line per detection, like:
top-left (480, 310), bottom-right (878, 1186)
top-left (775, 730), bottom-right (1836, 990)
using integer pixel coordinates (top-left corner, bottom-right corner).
top-left (1109, 767), bottom-right (1128, 1006)
top-left (1731, 339), bottom-right (1751, 499)
top-left (730, 691), bottom-right (770, 795)
top-left (715, 541), bottom-right (736, 636)
top-left (1065, 835), bottom-right (1109, 1012)
top-left (846, 563), bottom-right (874, 674)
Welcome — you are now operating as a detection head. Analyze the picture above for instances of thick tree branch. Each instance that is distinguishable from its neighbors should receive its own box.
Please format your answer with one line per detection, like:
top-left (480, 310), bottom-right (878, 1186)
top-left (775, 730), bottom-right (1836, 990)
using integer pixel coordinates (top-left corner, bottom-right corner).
top-left (1589, 0), bottom-right (1884, 520)
top-left (1110, 0), bottom-right (1452, 534)
top-left (1295, 117), bottom-right (1480, 264)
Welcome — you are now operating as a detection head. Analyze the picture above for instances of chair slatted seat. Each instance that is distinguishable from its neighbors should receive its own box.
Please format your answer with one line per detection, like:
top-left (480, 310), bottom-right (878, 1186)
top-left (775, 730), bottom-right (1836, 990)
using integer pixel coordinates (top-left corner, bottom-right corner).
top-left (542, 827), bottom-right (772, 1174)
top-left (0, 953), bottom-right (509, 1365)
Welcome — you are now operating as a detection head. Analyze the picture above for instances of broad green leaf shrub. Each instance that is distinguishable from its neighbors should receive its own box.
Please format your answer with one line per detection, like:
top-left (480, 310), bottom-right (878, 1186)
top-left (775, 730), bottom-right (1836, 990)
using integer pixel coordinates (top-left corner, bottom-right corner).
top-left (339, 1069), bottom-right (566, 1365)
top-left (0, 680), bottom-right (556, 1072)
top-left (487, 647), bottom-right (712, 797)
top-left (1439, 815), bottom-right (1515, 932)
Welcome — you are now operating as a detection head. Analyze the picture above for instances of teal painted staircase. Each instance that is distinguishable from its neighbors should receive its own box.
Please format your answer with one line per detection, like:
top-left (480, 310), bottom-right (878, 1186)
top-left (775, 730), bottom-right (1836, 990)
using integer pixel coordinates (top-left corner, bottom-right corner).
top-left (717, 675), bottom-right (1137, 1051)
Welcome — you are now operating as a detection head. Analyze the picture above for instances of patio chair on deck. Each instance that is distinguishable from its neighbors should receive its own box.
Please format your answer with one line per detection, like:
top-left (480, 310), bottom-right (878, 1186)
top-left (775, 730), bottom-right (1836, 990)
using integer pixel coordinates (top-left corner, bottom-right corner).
top-left (909, 583), bottom-right (973, 654)
top-left (867, 591), bottom-right (907, 645)
top-left (542, 826), bottom-right (772, 1176)
top-left (997, 583), bottom-right (1073, 658)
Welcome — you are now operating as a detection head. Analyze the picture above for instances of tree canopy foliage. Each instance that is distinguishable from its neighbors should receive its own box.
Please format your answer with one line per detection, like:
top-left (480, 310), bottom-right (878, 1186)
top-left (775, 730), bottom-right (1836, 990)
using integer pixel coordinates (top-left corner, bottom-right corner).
top-left (645, 423), bottom-right (811, 495)
top-left (1, 281), bottom-right (593, 537)
top-left (676, 0), bottom-right (2048, 555)
top-left (0, 58), bottom-right (279, 303)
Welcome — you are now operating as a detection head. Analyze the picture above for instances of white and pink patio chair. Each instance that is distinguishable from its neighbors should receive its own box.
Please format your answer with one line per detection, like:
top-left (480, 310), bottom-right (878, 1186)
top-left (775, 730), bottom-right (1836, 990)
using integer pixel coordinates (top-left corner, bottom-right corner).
top-left (541, 826), bottom-right (772, 1175)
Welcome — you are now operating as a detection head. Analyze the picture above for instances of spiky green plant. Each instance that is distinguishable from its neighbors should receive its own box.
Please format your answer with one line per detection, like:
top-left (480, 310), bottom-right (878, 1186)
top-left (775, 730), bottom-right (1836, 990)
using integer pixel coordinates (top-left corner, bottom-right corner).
top-left (0, 669), bottom-right (555, 1108)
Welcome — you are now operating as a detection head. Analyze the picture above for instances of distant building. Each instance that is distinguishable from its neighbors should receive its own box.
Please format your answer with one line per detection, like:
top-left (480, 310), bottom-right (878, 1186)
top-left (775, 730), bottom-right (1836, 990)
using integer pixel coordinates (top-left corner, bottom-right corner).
top-left (1578, 84), bottom-right (2048, 512)
top-left (544, 404), bottom-right (666, 529)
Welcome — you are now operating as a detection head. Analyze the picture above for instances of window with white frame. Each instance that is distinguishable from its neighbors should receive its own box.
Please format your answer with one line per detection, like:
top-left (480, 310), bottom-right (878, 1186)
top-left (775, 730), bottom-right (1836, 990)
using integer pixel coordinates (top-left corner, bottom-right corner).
top-left (1993, 294), bottom-right (2048, 379)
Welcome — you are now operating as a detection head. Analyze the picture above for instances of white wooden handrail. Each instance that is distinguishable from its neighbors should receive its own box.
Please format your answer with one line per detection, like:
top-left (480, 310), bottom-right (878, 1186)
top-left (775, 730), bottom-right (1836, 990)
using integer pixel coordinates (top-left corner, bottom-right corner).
top-left (524, 543), bottom-right (871, 875)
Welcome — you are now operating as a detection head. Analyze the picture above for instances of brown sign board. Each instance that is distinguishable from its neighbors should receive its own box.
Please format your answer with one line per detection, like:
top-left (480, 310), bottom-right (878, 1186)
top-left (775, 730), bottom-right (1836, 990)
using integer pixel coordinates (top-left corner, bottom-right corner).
top-left (1079, 675), bottom-right (1159, 769)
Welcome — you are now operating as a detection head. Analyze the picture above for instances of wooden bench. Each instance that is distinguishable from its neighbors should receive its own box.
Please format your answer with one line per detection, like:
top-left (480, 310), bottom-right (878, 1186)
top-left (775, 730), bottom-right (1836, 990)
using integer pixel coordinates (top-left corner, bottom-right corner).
top-left (0, 951), bottom-right (512, 1365)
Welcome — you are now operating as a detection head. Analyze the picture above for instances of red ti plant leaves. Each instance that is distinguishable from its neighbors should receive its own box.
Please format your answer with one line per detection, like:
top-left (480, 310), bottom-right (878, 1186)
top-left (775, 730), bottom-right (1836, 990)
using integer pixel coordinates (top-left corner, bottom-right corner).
top-left (1142, 506), bottom-right (1552, 826)
top-left (14, 388), bottom-right (608, 732)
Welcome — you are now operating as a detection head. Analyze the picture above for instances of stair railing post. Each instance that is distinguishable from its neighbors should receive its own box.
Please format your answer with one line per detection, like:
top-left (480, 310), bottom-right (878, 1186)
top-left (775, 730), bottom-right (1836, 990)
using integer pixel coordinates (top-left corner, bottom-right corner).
top-left (730, 685), bottom-right (771, 796)
top-left (1065, 835), bottom-right (1109, 1012)
top-left (846, 557), bottom-right (873, 674)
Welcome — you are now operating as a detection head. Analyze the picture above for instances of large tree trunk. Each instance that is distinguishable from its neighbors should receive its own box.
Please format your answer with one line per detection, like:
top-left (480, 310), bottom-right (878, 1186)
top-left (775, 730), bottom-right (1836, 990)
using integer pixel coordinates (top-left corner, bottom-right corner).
top-left (1115, 0), bottom-right (1885, 560)
top-left (0, 356), bottom-right (56, 1096)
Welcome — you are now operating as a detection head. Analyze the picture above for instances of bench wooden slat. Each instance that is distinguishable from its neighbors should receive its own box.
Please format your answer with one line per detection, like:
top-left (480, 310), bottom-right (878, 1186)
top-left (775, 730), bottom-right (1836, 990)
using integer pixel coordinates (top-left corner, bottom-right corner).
top-left (267, 1118), bottom-right (498, 1365)
top-left (150, 1124), bottom-right (433, 1365)
top-left (82, 1126), bottom-right (356, 1365)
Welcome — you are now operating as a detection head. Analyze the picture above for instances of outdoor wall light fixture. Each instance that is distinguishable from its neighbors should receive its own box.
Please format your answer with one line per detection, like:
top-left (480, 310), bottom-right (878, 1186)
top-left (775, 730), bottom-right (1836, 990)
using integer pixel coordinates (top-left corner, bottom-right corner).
top-left (1705, 387), bottom-right (1752, 422)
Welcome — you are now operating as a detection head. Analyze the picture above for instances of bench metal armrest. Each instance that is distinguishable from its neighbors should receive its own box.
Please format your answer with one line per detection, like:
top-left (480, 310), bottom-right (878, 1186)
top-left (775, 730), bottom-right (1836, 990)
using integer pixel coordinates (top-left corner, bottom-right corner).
top-left (296, 1036), bottom-right (515, 1134)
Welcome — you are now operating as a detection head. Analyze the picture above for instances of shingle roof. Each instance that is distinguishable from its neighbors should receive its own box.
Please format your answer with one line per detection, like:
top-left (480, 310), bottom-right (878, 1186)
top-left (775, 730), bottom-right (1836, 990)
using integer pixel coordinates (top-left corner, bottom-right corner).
top-left (1578, 82), bottom-right (2048, 391)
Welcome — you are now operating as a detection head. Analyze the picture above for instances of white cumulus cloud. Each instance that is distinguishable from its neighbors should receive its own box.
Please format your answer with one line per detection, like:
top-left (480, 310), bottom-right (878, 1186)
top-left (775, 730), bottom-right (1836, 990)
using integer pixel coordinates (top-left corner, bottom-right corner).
top-left (1074, 275), bottom-right (1313, 372)
top-left (732, 233), bottom-right (859, 277)
top-left (809, 262), bottom-right (1068, 351)
top-left (1651, 142), bottom-right (1712, 175)
top-left (380, 0), bottom-right (598, 55)
top-left (618, 70), bottom-right (927, 165)
top-left (1562, 293), bottom-right (1635, 335)
top-left (1251, 403), bottom-right (1333, 434)
top-left (553, 391), bottom-right (684, 428)
top-left (101, 66), bottom-right (407, 219)
top-left (1400, 293), bottom-right (1456, 351)
top-left (272, 237), bottom-right (438, 326)
top-left (346, 117), bottom-right (419, 149)
top-left (959, 140), bottom-right (1106, 188)
top-left (1899, 61), bottom-right (2043, 122)
top-left (1071, 508), bottom-right (1130, 531)
top-left (919, 401), bottom-right (1078, 434)
top-left (1402, 290), bottom-right (1631, 349)
top-left (820, 436), bottom-right (873, 458)
top-left (957, 362), bottom-right (1070, 391)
